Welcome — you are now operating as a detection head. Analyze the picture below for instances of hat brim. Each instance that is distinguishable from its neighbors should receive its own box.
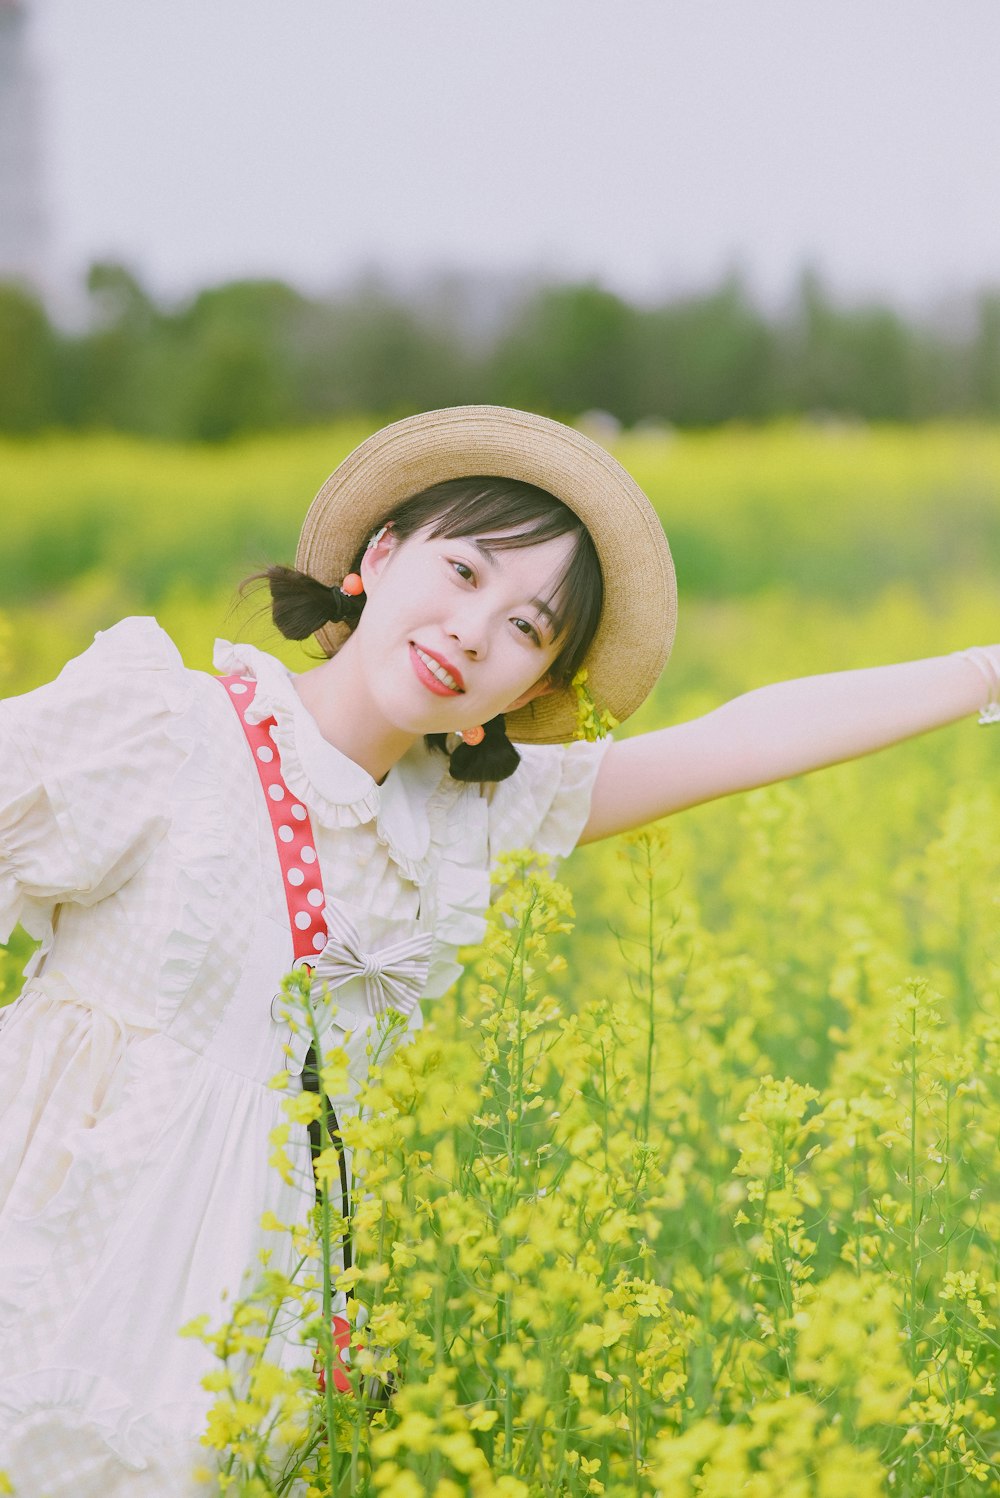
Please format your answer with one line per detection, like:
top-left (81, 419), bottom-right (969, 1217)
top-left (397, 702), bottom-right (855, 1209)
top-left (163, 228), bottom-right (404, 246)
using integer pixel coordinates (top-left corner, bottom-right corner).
top-left (295, 405), bottom-right (677, 745)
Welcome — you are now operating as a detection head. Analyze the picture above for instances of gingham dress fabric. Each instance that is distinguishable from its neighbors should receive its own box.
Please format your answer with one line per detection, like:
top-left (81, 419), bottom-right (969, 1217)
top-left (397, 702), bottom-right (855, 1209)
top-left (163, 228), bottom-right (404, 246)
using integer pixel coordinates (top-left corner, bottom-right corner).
top-left (0, 616), bottom-right (612, 1498)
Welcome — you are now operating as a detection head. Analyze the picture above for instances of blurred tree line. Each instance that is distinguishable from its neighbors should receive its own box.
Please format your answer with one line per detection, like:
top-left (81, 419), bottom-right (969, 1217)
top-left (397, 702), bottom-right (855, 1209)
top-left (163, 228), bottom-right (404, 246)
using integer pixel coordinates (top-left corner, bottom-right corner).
top-left (3, 263), bottom-right (1000, 438)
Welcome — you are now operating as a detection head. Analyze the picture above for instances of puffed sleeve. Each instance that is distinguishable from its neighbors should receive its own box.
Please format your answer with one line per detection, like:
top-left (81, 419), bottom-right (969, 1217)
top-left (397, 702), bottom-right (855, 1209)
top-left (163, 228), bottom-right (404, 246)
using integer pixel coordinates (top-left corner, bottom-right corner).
top-left (0, 616), bottom-right (193, 944)
top-left (485, 736), bottom-right (615, 867)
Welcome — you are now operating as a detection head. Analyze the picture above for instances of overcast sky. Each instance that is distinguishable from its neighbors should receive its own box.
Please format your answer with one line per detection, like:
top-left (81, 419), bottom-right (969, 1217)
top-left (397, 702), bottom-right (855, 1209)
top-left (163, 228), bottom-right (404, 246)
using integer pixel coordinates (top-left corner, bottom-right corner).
top-left (20, 0), bottom-right (1000, 313)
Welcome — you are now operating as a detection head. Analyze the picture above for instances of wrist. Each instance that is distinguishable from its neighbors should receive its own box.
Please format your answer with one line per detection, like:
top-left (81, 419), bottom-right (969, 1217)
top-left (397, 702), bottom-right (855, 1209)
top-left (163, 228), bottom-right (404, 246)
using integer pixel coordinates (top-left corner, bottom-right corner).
top-left (953, 646), bottom-right (1000, 724)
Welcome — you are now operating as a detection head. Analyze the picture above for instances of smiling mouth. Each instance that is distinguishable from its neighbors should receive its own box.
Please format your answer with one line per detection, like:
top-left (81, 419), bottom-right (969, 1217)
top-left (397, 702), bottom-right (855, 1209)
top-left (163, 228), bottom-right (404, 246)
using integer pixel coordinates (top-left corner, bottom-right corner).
top-left (410, 643), bottom-right (465, 693)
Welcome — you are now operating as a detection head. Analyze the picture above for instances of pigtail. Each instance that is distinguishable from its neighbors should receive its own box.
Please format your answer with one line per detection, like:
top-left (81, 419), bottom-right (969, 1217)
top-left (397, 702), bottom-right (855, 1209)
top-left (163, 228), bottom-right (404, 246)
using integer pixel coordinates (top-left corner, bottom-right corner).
top-left (444, 713), bottom-right (521, 783)
top-left (239, 564), bottom-right (365, 641)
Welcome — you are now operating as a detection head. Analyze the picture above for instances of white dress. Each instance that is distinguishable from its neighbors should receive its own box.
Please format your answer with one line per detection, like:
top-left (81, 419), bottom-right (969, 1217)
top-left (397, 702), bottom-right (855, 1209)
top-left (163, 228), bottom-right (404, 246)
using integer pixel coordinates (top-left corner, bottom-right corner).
top-left (0, 616), bottom-right (611, 1498)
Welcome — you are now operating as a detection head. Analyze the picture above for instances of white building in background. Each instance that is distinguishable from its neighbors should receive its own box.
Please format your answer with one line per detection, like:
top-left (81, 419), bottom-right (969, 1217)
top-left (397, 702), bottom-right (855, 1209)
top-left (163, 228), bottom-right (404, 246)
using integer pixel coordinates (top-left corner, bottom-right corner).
top-left (0, 0), bottom-right (49, 291)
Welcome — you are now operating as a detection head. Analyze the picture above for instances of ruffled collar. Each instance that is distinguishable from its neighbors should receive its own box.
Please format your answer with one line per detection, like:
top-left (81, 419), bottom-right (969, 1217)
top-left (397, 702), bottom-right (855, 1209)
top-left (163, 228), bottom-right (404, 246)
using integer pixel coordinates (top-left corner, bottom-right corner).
top-left (212, 638), bottom-right (453, 884)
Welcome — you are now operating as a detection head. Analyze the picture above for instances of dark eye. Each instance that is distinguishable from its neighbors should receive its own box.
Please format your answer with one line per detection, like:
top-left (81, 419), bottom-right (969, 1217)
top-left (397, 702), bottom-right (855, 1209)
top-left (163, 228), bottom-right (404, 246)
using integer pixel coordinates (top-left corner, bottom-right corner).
top-left (513, 618), bottom-right (542, 645)
top-left (450, 560), bottom-right (474, 582)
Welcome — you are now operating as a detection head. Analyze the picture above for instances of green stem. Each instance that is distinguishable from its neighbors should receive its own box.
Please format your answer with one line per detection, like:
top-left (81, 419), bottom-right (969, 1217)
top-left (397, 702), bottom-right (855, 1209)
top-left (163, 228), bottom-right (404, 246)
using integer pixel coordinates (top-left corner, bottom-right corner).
top-left (909, 1002), bottom-right (920, 1380)
top-left (642, 839), bottom-right (656, 1143)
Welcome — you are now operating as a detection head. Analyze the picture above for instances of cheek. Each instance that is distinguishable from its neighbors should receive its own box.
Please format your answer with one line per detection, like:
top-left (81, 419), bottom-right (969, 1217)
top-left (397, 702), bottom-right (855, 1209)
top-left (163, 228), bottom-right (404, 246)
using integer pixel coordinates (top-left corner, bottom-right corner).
top-left (393, 568), bottom-right (437, 618)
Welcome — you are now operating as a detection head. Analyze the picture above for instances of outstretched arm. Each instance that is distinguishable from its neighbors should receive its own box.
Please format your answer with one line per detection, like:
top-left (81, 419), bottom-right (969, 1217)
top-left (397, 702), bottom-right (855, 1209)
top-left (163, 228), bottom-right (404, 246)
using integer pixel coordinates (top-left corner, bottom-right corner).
top-left (578, 647), bottom-right (1000, 845)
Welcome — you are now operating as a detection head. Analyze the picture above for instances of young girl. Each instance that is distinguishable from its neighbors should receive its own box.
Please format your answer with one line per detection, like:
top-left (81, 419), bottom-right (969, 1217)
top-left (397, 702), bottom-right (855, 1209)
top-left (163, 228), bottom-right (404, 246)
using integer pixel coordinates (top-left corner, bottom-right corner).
top-left (0, 405), bottom-right (997, 1497)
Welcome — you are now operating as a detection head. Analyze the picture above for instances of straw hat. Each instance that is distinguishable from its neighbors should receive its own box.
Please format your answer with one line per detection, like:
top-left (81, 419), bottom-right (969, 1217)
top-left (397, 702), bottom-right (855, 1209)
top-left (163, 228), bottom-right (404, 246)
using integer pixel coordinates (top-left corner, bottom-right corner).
top-left (295, 405), bottom-right (677, 745)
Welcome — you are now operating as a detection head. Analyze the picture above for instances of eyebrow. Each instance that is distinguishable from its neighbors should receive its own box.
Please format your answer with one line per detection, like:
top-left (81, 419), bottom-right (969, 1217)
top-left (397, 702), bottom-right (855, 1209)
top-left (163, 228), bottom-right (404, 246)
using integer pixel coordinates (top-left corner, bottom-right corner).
top-left (466, 539), bottom-right (557, 627)
top-left (467, 539), bottom-right (499, 570)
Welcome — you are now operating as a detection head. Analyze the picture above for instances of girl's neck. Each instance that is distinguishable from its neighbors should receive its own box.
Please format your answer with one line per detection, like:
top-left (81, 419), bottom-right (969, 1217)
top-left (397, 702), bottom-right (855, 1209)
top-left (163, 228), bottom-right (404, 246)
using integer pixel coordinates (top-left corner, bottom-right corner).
top-left (291, 644), bottom-right (418, 787)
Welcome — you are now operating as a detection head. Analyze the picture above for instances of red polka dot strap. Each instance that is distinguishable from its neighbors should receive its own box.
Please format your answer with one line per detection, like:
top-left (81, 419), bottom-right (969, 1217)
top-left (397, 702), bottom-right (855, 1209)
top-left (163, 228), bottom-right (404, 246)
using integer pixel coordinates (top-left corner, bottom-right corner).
top-left (217, 673), bottom-right (328, 964)
top-left (219, 673), bottom-right (363, 1316)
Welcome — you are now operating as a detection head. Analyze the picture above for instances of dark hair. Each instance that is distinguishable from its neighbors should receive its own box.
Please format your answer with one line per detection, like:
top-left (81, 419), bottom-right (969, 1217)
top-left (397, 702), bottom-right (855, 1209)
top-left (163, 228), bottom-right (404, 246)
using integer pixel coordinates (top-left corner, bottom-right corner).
top-left (237, 476), bottom-right (604, 783)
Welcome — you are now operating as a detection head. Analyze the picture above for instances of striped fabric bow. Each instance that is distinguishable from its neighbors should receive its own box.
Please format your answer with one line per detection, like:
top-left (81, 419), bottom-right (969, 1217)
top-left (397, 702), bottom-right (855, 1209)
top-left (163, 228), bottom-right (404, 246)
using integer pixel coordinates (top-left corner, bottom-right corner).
top-left (311, 903), bottom-right (435, 1021)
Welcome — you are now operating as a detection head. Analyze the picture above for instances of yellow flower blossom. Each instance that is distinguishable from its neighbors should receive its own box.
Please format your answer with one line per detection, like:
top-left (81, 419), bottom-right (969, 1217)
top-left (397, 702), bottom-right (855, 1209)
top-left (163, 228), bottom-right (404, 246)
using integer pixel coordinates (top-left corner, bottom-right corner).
top-left (281, 1090), bottom-right (322, 1125)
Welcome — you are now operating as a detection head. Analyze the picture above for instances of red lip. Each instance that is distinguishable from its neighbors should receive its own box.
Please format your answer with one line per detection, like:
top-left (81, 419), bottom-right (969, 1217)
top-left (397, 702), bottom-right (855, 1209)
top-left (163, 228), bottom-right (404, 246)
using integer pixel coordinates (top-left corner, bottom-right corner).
top-left (410, 641), bottom-right (465, 692)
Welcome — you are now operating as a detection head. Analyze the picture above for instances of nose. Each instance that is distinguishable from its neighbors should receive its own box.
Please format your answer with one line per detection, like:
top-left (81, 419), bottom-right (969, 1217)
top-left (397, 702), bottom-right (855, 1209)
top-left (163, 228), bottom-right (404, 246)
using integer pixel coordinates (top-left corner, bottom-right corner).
top-left (446, 597), bottom-right (491, 661)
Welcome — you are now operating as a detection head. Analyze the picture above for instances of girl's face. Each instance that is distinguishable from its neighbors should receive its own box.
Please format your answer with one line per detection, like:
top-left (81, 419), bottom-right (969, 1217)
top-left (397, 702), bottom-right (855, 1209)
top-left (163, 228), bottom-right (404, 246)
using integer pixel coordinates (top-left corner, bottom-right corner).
top-left (353, 522), bottom-right (573, 735)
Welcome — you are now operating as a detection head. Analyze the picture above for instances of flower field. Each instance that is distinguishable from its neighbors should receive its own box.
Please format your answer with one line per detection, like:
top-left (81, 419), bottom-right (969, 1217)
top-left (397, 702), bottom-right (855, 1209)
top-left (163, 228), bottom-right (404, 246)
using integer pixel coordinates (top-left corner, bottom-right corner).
top-left (1, 422), bottom-right (999, 1494)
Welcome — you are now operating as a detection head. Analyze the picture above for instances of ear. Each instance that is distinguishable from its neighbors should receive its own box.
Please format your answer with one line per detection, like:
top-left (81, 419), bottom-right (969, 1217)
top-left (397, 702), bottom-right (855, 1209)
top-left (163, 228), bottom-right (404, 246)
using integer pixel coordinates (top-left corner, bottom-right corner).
top-left (358, 523), bottom-right (399, 592)
top-left (505, 676), bottom-right (557, 713)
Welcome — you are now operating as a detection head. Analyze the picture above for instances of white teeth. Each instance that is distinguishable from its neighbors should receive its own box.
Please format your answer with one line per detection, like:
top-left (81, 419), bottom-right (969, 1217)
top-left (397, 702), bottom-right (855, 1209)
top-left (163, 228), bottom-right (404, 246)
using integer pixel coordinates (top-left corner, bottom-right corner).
top-left (415, 646), bottom-right (460, 691)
